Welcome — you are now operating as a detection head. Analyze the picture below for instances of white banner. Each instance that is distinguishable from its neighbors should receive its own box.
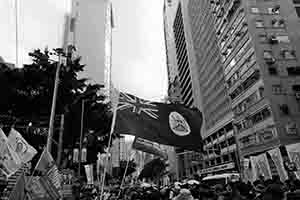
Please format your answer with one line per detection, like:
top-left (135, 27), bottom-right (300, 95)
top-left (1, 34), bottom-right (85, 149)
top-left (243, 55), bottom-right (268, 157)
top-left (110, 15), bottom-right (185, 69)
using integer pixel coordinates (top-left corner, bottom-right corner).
top-left (81, 148), bottom-right (87, 162)
top-left (286, 143), bottom-right (300, 179)
top-left (8, 128), bottom-right (37, 163)
top-left (111, 139), bottom-right (120, 167)
top-left (73, 149), bottom-right (79, 163)
top-left (243, 158), bottom-right (254, 183)
top-left (0, 128), bottom-right (21, 177)
top-left (84, 164), bottom-right (94, 185)
top-left (268, 148), bottom-right (288, 181)
top-left (250, 153), bottom-right (272, 180)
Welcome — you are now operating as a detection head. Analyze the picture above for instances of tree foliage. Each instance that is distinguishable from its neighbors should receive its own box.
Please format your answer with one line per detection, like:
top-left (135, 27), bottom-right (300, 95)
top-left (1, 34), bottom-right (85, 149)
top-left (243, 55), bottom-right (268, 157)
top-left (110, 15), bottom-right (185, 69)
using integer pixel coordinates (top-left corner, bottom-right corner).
top-left (0, 48), bottom-right (112, 151)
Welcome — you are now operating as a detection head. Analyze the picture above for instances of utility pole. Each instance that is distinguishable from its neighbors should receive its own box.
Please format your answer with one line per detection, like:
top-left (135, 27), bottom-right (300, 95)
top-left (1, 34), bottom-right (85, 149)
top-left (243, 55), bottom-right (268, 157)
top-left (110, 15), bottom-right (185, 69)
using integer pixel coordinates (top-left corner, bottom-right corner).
top-left (47, 49), bottom-right (64, 153)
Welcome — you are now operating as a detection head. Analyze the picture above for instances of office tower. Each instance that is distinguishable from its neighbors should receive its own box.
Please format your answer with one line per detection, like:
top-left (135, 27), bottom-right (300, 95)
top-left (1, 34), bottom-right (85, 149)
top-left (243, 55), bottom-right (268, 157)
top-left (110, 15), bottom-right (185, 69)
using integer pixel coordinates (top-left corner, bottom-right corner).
top-left (164, 0), bottom-right (300, 178)
top-left (64, 0), bottom-right (114, 89)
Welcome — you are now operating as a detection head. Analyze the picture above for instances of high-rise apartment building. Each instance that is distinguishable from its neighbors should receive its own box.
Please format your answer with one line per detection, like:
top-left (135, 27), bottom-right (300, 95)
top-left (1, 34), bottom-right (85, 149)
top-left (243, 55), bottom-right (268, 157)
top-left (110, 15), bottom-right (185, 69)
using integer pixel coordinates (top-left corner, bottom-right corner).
top-left (164, 0), bottom-right (300, 178)
top-left (164, 0), bottom-right (237, 178)
top-left (64, 0), bottom-right (114, 88)
top-left (211, 0), bottom-right (300, 160)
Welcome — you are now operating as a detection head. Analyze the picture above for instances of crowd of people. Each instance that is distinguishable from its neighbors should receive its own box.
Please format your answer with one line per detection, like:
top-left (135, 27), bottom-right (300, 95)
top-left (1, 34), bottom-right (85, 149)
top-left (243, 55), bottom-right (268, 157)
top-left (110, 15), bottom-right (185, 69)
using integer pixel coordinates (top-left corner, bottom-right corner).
top-left (80, 175), bottom-right (300, 200)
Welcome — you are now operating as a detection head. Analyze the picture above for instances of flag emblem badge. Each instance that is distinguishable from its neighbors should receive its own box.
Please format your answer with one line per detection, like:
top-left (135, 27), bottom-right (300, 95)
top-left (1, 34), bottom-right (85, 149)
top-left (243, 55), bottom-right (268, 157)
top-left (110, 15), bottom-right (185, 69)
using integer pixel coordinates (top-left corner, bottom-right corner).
top-left (169, 112), bottom-right (191, 136)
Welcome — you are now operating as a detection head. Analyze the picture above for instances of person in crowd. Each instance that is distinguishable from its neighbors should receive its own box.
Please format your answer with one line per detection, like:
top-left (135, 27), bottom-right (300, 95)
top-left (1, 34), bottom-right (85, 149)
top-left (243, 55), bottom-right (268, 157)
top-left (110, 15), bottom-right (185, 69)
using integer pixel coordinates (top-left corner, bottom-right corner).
top-left (262, 183), bottom-right (285, 200)
top-left (173, 188), bottom-right (194, 200)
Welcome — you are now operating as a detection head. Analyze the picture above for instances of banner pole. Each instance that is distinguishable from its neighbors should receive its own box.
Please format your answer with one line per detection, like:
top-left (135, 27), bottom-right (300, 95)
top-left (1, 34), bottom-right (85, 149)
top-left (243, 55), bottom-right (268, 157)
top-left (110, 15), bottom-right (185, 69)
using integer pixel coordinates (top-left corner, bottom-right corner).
top-left (117, 152), bottom-right (132, 199)
top-left (100, 103), bottom-right (117, 200)
top-left (78, 100), bottom-right (85, 178)
top-left (47, 53), bottom-right (62, 153)
top-left (15, 0), bottom-right (19, 68)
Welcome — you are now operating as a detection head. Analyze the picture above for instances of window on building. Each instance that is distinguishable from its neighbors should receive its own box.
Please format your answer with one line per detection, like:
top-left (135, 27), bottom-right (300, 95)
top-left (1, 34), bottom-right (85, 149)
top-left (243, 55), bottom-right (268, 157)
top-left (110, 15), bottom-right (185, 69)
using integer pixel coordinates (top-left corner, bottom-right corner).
top-left (264, 50), bottom-right (274, 59)
top-left (240, 134), bottom-right (256, 147)
top-left (228, 137), bottom-right (235, 146)
top-left (292, 85), bottom-right (300, 92)
top-left (211, 159), bottom-right (216, 166)
top-left (243, 70), bottom-right (260, 90)
top-left (261, 108), bottom-right (271, 119)
top-left (272, 84), bottom-right (283, 94)
top-left (216, 157), bottom-right (222, 164)
top-left (282, 50), bottom-right (296, 59)
top-left (293, 0), bottom-right (300, 3)
top-left (287, 67), bottom-right (300, 76)
top-left (286, 122), bottom-right (298, 135)
top-left (259, 129), bottom-right (276, 142)
top-left (296, 7), bottom-right (300, 18)
top-left (223, 154), bottom-right (229, 162)
top-left (251, 7), bottom-right (260, 14)
top-left (255, 19), bottom-right (264, 28)
top-left (259, 33), bottom-right (268, 42)
top-left (268, 67), bottom-right (278, 75)
top-left (259, 87), bottom-right (265, 98)
top-left (252, 112), bottom-right (263, 124)
top-left (271, 18), bottom-right (285, 28)
top-left (221, 40), bottom-right (226, 48)
top-left (212, 133), bottom-right (217, 141)
top-left (220, 141), bottom-right (226, 149)
top-left (230, 152), bottom-right (236, 162)
top-left (205, 161), bottom-right (209, 166)
top-left (280, 104), bottom-right (290, 115)
top-left (264, 50), bottom-right (276, 64)
top-left (250, 107), bottom-right (271, 125)
top-left (277, 35), bottom-right (290, 43)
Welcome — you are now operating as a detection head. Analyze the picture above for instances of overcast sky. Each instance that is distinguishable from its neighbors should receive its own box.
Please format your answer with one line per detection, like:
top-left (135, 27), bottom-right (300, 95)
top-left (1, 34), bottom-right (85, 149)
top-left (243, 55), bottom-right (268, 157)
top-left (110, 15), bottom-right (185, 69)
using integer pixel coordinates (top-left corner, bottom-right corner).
top-left (0, 0), bottom-right (167, 101)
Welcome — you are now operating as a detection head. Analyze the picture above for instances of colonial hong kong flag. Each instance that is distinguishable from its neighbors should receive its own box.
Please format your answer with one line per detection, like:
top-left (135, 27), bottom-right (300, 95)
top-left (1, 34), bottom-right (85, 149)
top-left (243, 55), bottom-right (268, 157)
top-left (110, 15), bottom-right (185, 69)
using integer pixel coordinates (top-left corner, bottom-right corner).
top-left (113, 93), bottom-right (203, 151)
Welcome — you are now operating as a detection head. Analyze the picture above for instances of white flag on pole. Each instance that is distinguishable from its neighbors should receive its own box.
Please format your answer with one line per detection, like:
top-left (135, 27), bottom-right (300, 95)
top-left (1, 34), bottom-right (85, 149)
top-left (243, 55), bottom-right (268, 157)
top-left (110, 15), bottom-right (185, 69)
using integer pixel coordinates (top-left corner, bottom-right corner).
top-left (8, 128), bottom-right (37, 164)
top-left (0, 128), bottom-right (21, 177)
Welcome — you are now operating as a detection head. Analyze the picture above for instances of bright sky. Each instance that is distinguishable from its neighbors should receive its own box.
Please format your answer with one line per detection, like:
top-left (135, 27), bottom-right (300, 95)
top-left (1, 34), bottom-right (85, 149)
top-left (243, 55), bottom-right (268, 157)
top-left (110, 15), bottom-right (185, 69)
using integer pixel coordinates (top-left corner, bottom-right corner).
top-left (0, 0), bottom-right (168, 101)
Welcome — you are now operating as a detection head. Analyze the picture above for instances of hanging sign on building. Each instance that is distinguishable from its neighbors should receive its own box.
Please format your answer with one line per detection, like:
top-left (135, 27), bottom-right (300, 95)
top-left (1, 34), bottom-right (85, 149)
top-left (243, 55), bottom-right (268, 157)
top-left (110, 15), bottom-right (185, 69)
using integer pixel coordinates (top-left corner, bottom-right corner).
top-left (199, 162), bottom-right (235, 175)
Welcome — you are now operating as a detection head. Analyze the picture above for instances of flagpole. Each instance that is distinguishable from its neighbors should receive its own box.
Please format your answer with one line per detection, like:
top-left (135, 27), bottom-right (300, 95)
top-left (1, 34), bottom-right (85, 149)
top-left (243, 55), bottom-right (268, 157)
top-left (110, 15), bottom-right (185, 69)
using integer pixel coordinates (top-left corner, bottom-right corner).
top-left (27, 148), bottom-right (47, 185)
top-left (47, 51), bottom-right (63, 153)
top-left (100, 103), bottom-right (117, 200)
top-left (117, 151), bottom-right (134, 199)
top-left (15, 0), bottom-right (19, 68)
top-left (78, 99), bottom-right (85, 177)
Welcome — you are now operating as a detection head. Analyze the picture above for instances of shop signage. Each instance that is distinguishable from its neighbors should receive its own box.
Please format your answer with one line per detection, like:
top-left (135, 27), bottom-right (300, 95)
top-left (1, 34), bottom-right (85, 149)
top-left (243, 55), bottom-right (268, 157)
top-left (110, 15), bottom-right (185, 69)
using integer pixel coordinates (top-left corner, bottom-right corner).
top-left (199, 162), bottom-right (235, 174)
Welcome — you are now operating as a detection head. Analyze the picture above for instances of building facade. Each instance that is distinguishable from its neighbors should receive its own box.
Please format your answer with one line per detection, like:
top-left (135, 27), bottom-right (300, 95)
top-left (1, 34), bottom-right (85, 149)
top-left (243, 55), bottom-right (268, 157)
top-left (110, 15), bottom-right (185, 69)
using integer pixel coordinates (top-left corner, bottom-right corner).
top-left (64, 0), bottom-right (114, 89)
top-left (164, 0), bottom-right (300, 178)
top-left (210, 0), bottom-right (300, 159)
top-left (164, 0), bottom-right (238, 178)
